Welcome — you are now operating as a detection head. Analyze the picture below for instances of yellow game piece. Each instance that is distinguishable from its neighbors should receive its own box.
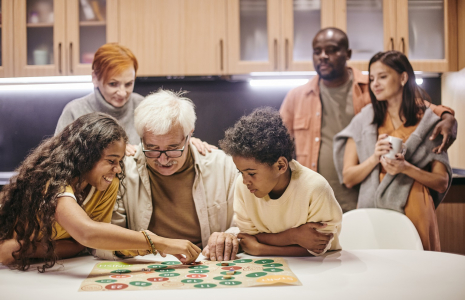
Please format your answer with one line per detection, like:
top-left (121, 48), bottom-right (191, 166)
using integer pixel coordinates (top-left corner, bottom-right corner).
top-left (226, 271), bottom-right (234, 275)
top-left (223, 275), bottom-right (232, 279)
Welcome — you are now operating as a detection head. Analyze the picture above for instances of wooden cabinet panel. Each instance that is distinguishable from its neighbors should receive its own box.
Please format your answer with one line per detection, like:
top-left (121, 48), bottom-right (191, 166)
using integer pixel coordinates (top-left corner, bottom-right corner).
top-left (0, 0), bottom-right (14, 77)
top-left (436, 184), bottom-right (465, 255)
top-left (119, 0), bottom-right (226, 77)
top-left (459, 0), bottom-right (465, 70)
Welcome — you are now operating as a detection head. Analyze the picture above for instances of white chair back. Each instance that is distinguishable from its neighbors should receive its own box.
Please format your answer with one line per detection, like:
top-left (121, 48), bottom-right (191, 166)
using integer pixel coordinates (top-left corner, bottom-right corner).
top-left (339, 208), bottom-right (424, 250)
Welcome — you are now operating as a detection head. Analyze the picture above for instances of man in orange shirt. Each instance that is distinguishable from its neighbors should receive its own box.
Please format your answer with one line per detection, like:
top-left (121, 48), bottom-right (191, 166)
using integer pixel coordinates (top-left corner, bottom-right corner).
top-left (280, 27), bottom-right (457, 212)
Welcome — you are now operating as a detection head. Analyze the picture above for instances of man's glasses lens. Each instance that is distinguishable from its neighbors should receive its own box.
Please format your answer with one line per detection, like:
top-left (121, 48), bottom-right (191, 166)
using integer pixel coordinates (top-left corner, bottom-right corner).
top-left (144, 150), bottom-right (183, 158)
top-left (142, 135), bottom-right (189, 159)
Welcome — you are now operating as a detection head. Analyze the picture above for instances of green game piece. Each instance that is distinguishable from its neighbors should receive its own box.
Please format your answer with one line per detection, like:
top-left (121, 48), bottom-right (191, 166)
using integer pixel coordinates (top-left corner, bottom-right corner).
top-left (188, 265), bottom-right (209, 269)
top-left (263, 263), bottom-right (283, 267)
top-left (129, 281), bottom-right (152, 287)
top-left (254, 259), bottom-right (274, 264)
top-left (263, 268), bottom-right (284, 272)
top-left (194, 283), bottom-right (217, 289)
top-left (159, 273), bottom-right (181, 277)
top-left (154, 268), bottom-right (175, 272)
top-left (110, 269), bottom-right (131, 274)
top-left (147, 264), bottom-right (167, 270)
top-left (216, 262), bottom-right (236, 266)
top-left (95, 279), bottom-right (117, 283)
top-left (188, 269), bottom-right (209, 274)
top-left (246, 272), bottom-right (267, 278)
top-left (233, 259), bottom-right (253, 263)
top-left (161, 261), bottom-right (181, 265)
top-left (219, 281), bottom-right (242, 286)
top-left (213, 276), bottom-right (235, 281)
top-left (181, 279), bottom-right (204, 284)
top-left (220, 271), bottom-right (242, 275)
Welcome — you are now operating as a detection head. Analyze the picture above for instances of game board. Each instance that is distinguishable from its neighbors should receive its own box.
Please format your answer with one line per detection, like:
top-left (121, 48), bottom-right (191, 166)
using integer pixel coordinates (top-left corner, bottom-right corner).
top-left (79, 257), bottom-right (301, 291)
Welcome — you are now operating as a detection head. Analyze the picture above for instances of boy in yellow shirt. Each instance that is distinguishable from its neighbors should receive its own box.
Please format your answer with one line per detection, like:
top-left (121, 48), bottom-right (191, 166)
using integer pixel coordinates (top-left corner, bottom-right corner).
top-left (219, 107), bottom-right (342, 256)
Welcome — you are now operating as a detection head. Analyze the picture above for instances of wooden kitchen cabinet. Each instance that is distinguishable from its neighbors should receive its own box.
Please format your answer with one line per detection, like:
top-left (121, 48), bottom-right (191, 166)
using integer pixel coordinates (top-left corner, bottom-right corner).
top-left (336, 0), bottom-right (457, 72)
top-left (13, 0), bottom-right (66, 77)
top-left (227, 0), bottom-right (340, 74)
top-left (13, 0), bottom-right (118, 77)
top-left (226, 0), bottom-right (281, 73)
top-left (65, 0), bottom-right (119, 75)
top-left (0, 0), bottom-right (14, 78)
top-left (118, 0), bottom-right (227, 76)
top-left (399, 0), bottom-right (457, 72)
top-left (280, 0), bottom-right (345, 72)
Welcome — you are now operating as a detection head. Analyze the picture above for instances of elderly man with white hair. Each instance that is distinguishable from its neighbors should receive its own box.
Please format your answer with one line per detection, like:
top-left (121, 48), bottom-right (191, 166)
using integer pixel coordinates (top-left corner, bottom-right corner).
top-left (96, 89), bottom-right (239, 261)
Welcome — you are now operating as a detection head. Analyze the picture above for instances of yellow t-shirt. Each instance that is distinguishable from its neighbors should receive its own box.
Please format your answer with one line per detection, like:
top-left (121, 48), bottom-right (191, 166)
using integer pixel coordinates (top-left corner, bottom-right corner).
top-left (53, 178), bottom-right (119, 240)
top-left (233, 160), bottom-right (343, 254)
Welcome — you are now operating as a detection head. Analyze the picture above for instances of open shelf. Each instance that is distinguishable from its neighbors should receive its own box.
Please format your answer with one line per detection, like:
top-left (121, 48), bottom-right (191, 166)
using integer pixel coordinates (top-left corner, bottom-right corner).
top-left (79, 21), bottom-right (106, 27)
top-left (27, 23), bottom-right (54, 28)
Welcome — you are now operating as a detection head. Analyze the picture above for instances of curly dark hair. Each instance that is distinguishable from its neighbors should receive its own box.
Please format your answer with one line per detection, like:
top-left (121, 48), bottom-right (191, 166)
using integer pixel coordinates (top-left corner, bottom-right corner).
top-left (219, 107), bottom-right (295, 166)
top-left (0, 112), bottom-right (127, 272)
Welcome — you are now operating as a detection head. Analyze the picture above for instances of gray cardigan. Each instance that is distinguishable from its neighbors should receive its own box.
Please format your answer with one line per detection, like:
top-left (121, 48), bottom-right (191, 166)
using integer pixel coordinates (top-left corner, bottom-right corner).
top-left (55, 89), bottom-right (144, 144)
top-left (333, 104), bottom-right (452, 213)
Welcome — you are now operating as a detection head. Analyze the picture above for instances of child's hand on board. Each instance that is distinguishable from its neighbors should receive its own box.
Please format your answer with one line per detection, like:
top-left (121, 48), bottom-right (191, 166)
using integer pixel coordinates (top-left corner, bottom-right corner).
top-left (237, 233), bottom-right (262, 256)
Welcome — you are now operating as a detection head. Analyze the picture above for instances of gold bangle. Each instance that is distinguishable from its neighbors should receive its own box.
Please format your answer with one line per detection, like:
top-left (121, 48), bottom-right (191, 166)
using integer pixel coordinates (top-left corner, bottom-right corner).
top-left (141, 230), bottom-right (157, 255)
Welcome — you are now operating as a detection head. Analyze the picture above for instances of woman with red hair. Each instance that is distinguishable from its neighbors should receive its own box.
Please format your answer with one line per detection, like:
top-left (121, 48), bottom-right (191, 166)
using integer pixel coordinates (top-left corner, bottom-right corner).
top-left (55, 43), bottom-right (142, 155)
top-left (55, 43), bottom-right (213, 156)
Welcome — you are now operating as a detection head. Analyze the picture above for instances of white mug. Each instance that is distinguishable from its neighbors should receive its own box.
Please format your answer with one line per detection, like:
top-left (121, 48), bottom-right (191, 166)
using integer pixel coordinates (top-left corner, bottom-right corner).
top-left (383, 136), bottom-right (403, 159)
top-left (33, 49), bottom-right (49, 65)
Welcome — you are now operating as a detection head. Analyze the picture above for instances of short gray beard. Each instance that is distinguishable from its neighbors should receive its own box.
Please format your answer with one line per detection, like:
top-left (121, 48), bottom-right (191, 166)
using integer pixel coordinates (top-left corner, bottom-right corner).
top-left (154, 160), bottom-right (178, 167)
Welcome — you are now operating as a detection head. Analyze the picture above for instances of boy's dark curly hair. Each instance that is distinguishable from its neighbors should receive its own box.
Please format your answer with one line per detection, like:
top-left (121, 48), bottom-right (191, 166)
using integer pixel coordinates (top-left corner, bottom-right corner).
top-left (0, 112), bottom-right (127, 272)
top-left (219, 107), bottom-right (295, 166)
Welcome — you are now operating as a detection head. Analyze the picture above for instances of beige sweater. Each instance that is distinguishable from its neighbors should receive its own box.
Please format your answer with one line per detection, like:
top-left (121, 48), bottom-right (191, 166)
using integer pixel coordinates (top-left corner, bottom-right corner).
top-left (234, 160), bottom-right (342, 254)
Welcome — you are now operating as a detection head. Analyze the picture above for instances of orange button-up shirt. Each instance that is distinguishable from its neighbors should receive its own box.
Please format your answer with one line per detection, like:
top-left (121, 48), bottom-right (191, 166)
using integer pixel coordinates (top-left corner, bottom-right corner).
top-left (280, 67), bottom-right (453, 172)
top-left (280, 67), bottom-right (370, 171)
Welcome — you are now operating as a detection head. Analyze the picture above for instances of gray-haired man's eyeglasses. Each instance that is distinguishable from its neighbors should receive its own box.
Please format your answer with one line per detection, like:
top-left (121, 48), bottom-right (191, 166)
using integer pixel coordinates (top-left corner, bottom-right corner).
top-left (142, 135), bottom-right (189, 158)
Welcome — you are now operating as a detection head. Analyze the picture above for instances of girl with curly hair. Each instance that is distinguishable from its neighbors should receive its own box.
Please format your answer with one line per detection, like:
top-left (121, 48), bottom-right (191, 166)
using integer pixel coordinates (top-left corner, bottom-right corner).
top-left (0, 112), bottom-right (200, 272)
top-left (219, 107), bottom-right (342, 257)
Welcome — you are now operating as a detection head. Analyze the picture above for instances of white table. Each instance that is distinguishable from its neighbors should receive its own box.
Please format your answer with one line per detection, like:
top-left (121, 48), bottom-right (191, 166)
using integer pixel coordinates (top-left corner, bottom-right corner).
top-left (1, 250), bottom-right (464, 300)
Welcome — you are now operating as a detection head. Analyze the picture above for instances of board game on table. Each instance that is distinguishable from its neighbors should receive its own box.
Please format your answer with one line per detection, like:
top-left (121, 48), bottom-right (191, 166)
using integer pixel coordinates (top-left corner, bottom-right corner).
top-left (79, 257), bottom-right (301, 292)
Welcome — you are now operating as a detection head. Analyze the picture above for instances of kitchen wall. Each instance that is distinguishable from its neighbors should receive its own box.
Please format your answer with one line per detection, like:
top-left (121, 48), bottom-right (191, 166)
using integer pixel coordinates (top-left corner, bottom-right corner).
top-left (0, 77), bottom-right (442, 172)
top-left (442, 70), bottom-right (465, 169)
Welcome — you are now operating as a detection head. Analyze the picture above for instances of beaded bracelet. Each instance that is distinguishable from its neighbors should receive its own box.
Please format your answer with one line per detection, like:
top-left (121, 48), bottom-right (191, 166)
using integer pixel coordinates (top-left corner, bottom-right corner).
top-left (141, 230), bottom-right (157, 255)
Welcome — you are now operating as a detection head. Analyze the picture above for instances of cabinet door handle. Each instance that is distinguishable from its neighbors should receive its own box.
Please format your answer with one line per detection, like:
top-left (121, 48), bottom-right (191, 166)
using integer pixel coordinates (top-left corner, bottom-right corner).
top-left (69, 42), bottom-right (73, 74)
top-left (390, 38), bottom-right (394, 51)
top-left (285, 38), bottom-right (289, 70)
top-left (274, 39), bottom-right (278, 70)
top-left (401, 37), bottom-right (405, 54)
top-left (58, 43), bottom-right (62, 74)
top-left (220, 39), bottom-right (224, 72)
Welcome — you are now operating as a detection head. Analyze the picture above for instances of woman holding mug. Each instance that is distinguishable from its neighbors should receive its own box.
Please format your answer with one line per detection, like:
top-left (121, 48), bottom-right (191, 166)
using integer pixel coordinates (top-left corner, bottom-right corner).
top-left (333, 51), bottom-right (452, 251)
